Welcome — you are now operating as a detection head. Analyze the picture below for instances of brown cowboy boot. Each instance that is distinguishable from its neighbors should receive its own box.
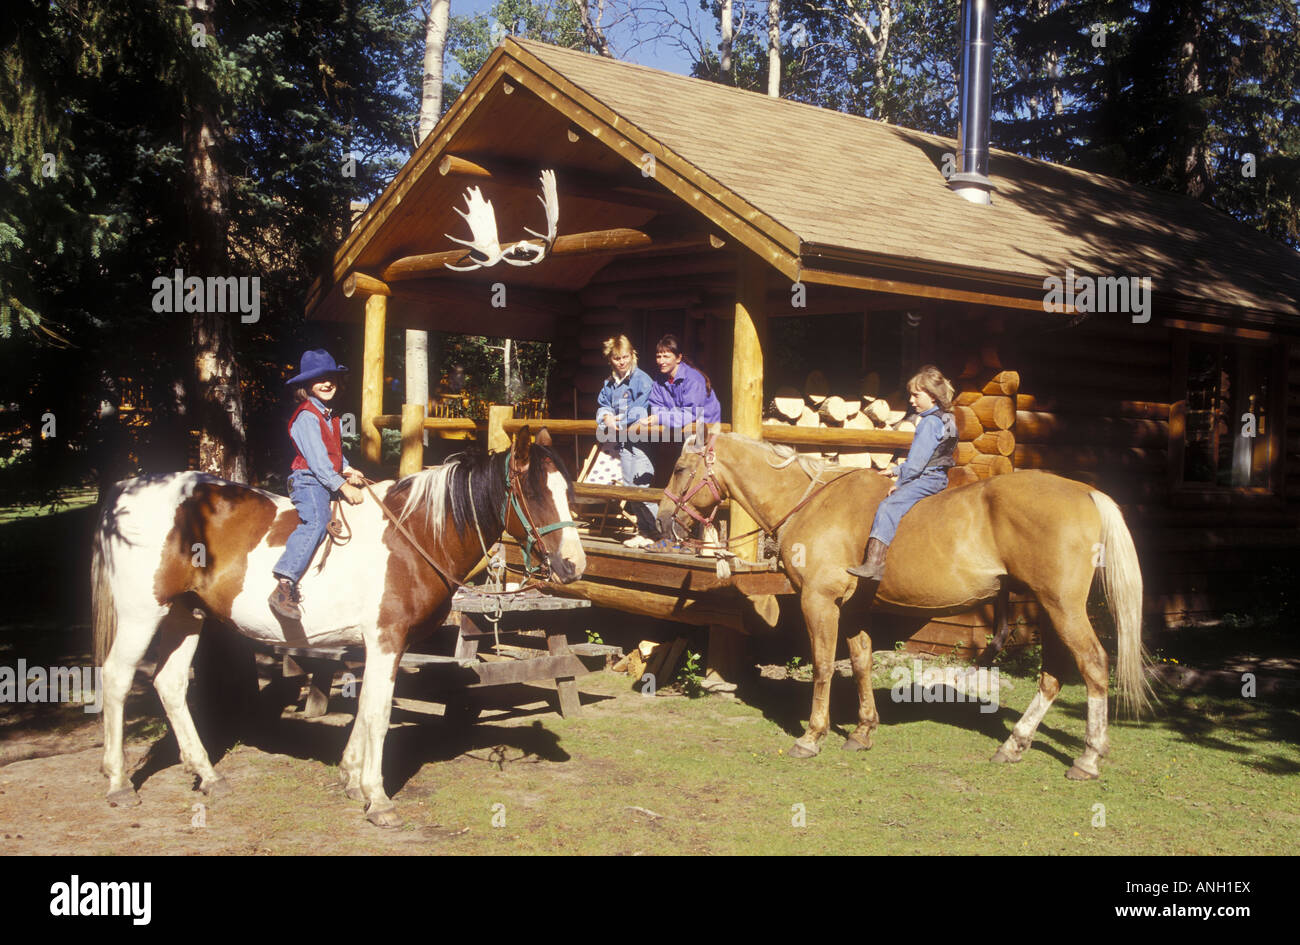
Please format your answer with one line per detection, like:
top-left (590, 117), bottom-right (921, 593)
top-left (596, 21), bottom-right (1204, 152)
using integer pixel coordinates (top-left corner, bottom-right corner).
top-left (847, 538), bottom-right (888, 581)
top-left (269, 577), bottom-right (302, 621)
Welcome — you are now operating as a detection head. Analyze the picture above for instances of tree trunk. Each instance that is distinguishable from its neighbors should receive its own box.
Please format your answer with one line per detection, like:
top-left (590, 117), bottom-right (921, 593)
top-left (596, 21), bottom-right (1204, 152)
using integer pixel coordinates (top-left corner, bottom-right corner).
top-left (406, 330), bottom-right (429, 447)
top-left (418, 0), bottom-right (450, 145)
top-left (577, 0), bottom-right (614, 57)
top-left (184, 0), bottom-right (247, 483)
top-left (767, 0), bottom-right (781, 97)
top-left (1178, 11), bottom-right (1209, 199)
top-left (872, 0), bottom-right (892, 122)
top-left (720, 0), bottom-right (734, 83)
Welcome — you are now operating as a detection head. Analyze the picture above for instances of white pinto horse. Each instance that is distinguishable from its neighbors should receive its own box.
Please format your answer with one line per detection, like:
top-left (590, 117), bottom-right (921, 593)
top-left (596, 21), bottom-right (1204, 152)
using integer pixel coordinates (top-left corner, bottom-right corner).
top-left (91, 427), bottom-right (584, 826)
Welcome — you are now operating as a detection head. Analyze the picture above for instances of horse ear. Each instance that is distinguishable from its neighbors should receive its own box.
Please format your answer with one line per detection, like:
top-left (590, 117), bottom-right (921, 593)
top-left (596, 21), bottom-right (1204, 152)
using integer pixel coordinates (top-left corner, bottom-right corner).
top-left (705, 422), bottom-right (722, 444)
top-left (536, 426), bottom-right (552, 448)
top-left (512, 425), bottom-right (533, 468)
top-left (682, 433), bottom-right (699, 453)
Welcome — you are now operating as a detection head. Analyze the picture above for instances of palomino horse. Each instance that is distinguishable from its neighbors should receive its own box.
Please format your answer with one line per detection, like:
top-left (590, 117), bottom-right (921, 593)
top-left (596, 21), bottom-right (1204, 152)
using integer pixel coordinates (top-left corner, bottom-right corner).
top-left (660, 430), bottom-right (1149, 779)
top-left (91, 427), bottom-right (584, 825)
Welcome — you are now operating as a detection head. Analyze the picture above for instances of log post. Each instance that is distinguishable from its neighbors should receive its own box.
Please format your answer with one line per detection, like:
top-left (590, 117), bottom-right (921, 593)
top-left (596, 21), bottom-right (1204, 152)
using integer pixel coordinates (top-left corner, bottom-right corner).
top-left (487, 404), bottom-right (514, 453)
top-left (706, 624), bottom-right (746, 690)
top-left (731, 252), bottom-right (767, 561)
top-left (399, 403), bottom-right (425, 475)
top-left (362, 293), bottom-right (387, 466)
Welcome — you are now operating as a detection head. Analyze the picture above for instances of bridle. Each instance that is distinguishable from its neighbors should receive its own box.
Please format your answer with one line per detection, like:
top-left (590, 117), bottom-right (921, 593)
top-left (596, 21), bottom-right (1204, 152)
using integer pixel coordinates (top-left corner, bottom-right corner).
top-left (662, 433), bottom-right (851, 548)
top-left (367, 447), bottom-right (577, 588)
top-left (662, 434), bottom-right (725, 536)
top-left (501, 451), bottom-right (578, 578)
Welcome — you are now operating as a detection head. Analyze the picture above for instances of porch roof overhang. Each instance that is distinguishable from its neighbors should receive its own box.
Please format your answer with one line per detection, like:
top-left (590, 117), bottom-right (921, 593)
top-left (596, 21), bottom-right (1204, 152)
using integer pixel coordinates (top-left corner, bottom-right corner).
top-left (306, 38), bottom-right (1300, 335)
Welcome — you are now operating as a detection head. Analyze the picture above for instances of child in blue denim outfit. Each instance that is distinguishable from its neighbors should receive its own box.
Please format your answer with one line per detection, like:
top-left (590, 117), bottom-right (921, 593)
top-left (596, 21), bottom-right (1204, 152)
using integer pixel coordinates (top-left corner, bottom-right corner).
top-left (269, 349), bottom-right (366, 620)
top-left (848, 365), bottom-right (957, 583)
top-left (596, 335), bottom-right (660, 547)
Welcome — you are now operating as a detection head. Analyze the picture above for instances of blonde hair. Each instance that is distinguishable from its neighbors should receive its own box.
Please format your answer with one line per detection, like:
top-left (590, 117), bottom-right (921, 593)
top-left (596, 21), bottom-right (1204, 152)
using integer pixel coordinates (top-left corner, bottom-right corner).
top-left (907, 365), bottom-right (954, 412)
top-left (602, 334), bottom-right (637, 365)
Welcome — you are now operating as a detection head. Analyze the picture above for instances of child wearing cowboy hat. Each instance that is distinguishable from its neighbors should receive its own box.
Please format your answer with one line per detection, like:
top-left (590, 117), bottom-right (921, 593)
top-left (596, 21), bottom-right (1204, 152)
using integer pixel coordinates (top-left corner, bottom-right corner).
top-left (270, 349), bottom-right (366, 621)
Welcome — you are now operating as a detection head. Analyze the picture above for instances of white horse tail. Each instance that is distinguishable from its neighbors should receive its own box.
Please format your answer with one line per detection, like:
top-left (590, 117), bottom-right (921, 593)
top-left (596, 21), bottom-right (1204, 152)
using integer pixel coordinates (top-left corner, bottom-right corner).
top-left (1090, 490), bottom-right (1152, 718)
top-left (92, 499), bottom-right (117, 668)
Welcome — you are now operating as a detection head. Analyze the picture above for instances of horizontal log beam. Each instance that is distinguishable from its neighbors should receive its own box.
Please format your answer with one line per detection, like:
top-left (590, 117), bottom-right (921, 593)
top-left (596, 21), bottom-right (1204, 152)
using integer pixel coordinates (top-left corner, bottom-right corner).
top-left (1016, 394), bottom-right (1171, 421)
top-left (342, 272), bottom-right (390, 298)
top-left (760, 425), bottom-right (914, 449)
top-left (1015, 411), bottom-right (1169, 448)
top-left (382, 227), bottom-right (719, 283)
top-left (1014, 444), bottom-right (1168, 471)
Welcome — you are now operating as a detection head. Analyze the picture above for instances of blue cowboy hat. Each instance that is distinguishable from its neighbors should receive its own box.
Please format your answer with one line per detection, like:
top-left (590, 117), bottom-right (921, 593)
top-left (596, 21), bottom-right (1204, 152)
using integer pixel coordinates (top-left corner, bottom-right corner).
top-left (285, 349), bottom-right (349, 387)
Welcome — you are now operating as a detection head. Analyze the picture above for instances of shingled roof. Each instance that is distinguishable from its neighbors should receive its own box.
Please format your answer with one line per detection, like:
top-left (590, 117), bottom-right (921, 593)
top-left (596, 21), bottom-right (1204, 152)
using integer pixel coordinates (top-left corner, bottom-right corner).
top-left (312, 37), bottom-right (1300, 324)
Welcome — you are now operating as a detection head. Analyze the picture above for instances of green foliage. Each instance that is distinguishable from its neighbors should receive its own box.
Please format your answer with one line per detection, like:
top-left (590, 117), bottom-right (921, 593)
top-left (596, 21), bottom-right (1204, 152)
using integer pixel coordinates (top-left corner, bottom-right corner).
top-left (444, 0), bottom-right (589, 106)
top-left (676, 649), bottom-right (705, 698)
top-left (0, 0), bottom-right (423, 496)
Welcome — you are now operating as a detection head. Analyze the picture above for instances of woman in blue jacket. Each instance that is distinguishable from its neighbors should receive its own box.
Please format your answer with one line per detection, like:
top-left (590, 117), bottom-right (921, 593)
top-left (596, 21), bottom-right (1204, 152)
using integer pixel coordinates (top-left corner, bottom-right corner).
top-left (848, 365), bottom-right (957, 583)
top-left (596, 335), bottom-right (661, 547)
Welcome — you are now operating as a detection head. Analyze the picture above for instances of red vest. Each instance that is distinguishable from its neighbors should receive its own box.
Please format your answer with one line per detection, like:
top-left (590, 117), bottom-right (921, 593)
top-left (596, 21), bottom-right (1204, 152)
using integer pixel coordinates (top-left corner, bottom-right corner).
top-left (288, 399), bottom-right (343, 474)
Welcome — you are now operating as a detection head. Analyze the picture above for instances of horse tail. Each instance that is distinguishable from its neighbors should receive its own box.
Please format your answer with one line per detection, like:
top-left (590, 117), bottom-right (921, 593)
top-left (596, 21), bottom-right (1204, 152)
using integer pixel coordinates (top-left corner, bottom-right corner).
top-left (91, 498), bottom-right (117, 668)
top-left (1089, 489), bottom-right (1152, 718)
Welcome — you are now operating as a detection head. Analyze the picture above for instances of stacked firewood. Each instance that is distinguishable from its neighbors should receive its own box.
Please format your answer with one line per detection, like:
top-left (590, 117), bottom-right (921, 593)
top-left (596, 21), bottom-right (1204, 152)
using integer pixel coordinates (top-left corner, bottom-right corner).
top-left (763, 370), bottom-right (916, 469)
top-left (948, 362), bottom-right (1019, 487)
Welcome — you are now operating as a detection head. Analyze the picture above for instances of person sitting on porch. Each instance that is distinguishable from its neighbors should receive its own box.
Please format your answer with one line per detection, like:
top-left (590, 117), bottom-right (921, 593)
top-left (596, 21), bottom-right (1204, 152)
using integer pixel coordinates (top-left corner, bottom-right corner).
top-left (634, 334), bottom-right (722, 552)
top-left (595, 334), bottom-right (661, 548)
top-left (270, 349), bottom-right (366, 621)
top-left (847, 365), bottom-right (957, 584)
top-left (641, 333), bottom-right (721, 435)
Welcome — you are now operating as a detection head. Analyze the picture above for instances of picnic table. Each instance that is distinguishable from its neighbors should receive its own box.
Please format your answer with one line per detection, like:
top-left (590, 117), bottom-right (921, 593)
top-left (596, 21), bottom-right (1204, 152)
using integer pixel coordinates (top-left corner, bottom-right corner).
top-left (261, 586), bottom-right (622, 722)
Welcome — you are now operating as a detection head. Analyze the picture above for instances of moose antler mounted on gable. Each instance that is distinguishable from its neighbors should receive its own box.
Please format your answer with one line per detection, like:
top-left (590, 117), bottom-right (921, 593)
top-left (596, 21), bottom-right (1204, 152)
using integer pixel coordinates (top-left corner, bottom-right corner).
top-left (444, 169), bottom-right (559, 272)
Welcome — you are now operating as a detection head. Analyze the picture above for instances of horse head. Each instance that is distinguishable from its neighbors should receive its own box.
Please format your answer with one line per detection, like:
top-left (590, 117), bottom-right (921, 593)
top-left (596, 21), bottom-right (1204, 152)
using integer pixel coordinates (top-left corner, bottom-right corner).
top-left (659, 424), bottom-right (726, 540)
top-left (505, 425), bottom-right (586, 582)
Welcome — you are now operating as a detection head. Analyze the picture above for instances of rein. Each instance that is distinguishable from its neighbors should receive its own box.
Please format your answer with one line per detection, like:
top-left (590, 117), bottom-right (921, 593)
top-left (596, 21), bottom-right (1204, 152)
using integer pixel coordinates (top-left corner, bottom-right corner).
top-left (663, 435), bottom-right (852, 551)
top-left (357, 449), bottom-right (575, 594)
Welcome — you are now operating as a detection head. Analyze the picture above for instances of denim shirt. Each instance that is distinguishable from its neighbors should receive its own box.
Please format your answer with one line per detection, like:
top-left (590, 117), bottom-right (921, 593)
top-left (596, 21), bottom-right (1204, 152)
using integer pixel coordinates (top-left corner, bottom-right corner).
top-left (897, 407), bottom-right (956, 487)
top-left (290, 396), bottom-right (352, 492)
top-left (596, 366), bottom-right (654, 440)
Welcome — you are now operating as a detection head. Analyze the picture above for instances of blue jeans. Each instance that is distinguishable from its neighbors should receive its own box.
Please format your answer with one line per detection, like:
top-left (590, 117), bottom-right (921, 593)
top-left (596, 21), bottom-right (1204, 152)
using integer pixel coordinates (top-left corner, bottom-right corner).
top-left (618, 444), bottom-right (659, 537)
top-left (869, 468), bottom-right (948, 545)
top-left (273, 469), bottom-right (333, 583)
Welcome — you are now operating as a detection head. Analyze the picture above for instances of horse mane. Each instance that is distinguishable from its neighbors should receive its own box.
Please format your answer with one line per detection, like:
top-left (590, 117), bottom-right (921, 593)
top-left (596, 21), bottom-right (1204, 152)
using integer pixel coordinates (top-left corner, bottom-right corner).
top-left (392, 453), bottom-right (505, 545)
top-left (392, 442), bottom-right (574, 544)
top-left (719, 433), bottom-right (832, 480)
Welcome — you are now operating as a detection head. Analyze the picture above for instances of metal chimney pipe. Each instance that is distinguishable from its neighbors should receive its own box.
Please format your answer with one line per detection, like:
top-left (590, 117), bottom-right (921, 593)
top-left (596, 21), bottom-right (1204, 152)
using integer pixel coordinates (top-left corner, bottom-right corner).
top-left (949, 0), bottom-right (995, 204)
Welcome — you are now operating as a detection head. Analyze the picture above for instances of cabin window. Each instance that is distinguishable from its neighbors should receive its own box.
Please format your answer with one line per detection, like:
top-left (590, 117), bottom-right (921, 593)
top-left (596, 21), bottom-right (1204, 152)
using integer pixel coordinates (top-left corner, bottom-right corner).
top-left (1176, 336), bottom-right (1277, 490)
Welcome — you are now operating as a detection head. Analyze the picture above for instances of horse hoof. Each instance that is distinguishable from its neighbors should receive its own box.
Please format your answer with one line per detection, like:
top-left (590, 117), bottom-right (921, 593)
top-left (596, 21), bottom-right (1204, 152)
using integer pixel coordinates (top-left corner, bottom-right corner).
top-left (366, 806), bottom-right (403, 828)
top-left (1066, 764), bottom-right (1099, 781)
top-left (841, 736), bottom-right (872, 752)
top-left (201, 777), bottom-right (233, 799)
top-left (106, 787), bottom-right (140, 808)
top-left (990, 747), bottom-right (1020, 764)
top-left (787, 740), bottom-right (819, 759)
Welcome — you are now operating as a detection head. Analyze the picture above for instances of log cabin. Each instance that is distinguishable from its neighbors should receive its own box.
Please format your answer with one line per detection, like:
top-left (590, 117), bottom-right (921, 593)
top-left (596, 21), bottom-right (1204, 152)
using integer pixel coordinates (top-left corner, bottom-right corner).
top-left (305, 35), bottom-right (1300, 661)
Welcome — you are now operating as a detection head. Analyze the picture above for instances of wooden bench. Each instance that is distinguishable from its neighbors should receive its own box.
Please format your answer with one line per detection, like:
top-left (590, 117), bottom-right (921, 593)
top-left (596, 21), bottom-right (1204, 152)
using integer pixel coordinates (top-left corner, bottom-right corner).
top-left (261, 587), bottom-right (621, 721)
